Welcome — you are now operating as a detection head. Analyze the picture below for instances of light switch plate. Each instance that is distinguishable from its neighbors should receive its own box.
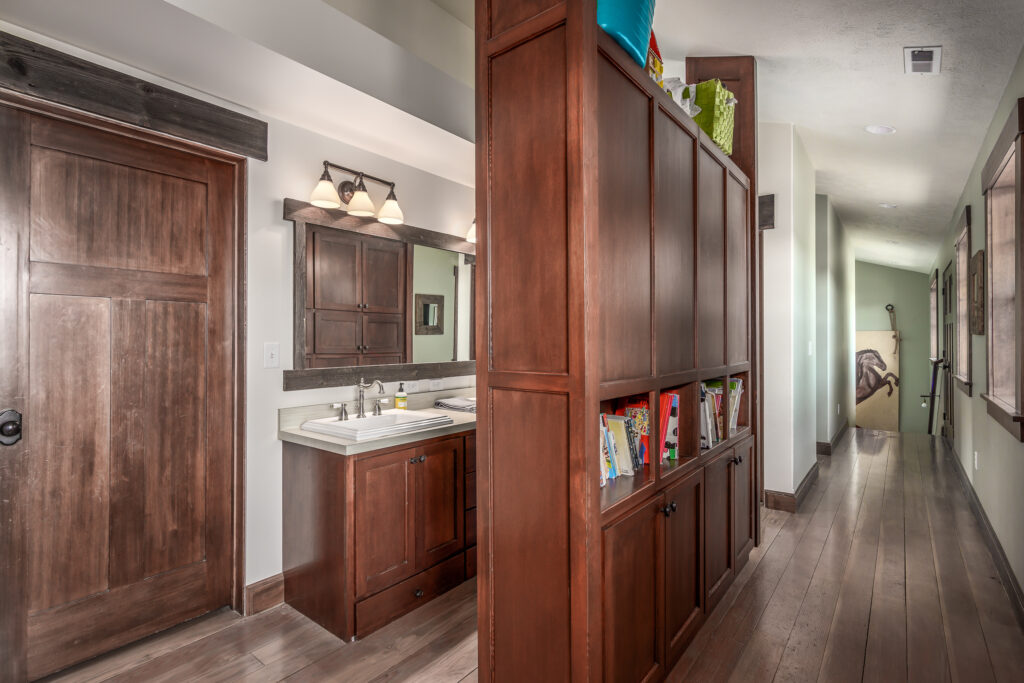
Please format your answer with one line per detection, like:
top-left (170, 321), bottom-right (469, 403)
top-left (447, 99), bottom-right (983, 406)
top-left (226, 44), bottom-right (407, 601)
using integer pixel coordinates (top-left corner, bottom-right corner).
top-left (263, 342), bottom-right (280, 369)
top-left (430, 379), bottom-right (443, 391)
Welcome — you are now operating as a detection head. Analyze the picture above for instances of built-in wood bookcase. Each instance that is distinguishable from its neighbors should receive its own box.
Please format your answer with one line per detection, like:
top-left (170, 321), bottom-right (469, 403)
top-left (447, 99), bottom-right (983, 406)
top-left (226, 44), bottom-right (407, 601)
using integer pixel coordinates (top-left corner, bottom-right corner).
top-left (476, 2), bottom-right (758, 680)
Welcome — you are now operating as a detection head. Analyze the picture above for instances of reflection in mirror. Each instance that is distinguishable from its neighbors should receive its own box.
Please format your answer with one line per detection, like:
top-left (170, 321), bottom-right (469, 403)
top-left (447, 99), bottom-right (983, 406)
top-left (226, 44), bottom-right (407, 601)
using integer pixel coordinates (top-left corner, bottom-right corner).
top-left (412, 246), bottom-right (474, 362)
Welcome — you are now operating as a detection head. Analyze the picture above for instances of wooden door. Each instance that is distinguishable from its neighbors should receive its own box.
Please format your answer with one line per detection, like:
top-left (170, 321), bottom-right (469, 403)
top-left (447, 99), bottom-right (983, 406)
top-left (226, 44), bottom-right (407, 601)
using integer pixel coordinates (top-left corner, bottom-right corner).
top-left (704, 449), bottom-right (735, 612)
top-left (0, 108), bottom-right (239, 679)
top-left (313, 228), bottom-right (362, 311)
top-left (314, 310), bottom-right (361, 354)
top-left (361, 237), bottom-right (405, 314)
top-left (698, 148), bottom-right (726, 369)
top-left (417, 437), bottom-right (465, 569)
top-left (732, 437), bottom-right (755, 571)
top-left (941, 260), bottom-right (955, 439)
top-left (355, 448), bottom-right (418, 598)
top-left (363, 314), bottom-right (404, 356)
top-left (663, 468), bottom-right (704, 663)
top-left (602, 497), bottom-right (664, 683)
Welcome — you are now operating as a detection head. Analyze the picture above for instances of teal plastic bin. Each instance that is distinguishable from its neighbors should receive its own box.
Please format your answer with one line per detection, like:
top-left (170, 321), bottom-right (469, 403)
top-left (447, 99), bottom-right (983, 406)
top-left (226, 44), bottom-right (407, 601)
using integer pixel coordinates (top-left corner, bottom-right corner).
top-left (597, 0), bottom-right (656, 68)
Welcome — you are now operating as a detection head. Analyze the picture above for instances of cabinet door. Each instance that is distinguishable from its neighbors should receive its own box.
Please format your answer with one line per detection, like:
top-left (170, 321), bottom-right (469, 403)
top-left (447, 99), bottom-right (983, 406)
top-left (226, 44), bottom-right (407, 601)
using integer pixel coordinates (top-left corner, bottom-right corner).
top-left (417, 437), bottom-right (465, 569)
top-left (603, 498), bottom-right (664, 683)
top-left (314, 310), bottom-right (361, 354)
top-left (313, 228), bottom-right (361, 311)
top-left (726, 175), bottom-right (749, 364)
top-left (362, 238), bottom-right (405, 313)
top-left (704, 449), bottom-right (735, 612)
top-left (733, 437), bottom-right (755, 572)
top-left (363, 314), bottom-right (404, 355)
top-left (664, 468), bottom-right (704, 662)
top-left (697, 148), bottom-right (726, 369)
top-left (354, 448), bottom-right (417, 598)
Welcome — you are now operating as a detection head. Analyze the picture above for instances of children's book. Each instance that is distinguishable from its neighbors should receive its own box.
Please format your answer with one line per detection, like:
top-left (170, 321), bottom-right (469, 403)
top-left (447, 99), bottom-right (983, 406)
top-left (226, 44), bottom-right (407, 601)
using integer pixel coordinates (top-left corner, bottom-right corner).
top-left (622, 402), bottom-right (650, 464)
top-left (605, 415), bottom-right (635, 476)
top-left (663, 392), bottom-right (680, 460)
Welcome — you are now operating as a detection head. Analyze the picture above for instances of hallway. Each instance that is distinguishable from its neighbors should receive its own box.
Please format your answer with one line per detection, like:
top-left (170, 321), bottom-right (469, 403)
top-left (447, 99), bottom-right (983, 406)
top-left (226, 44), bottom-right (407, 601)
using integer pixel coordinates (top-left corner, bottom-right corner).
top-left (669, 429), bottom-right (1024, 682)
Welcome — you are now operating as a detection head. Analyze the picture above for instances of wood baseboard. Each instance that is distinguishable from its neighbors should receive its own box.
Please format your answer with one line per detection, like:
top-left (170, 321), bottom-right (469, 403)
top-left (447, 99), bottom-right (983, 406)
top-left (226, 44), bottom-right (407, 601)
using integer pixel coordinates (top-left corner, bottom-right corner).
top-left (764, 460), bottom-right (820, 513)
top-left (816, 421), bottom-right (850, 455)
top-left (244, 573), bottom-right (284, 616)
top-left (943, 442), bottom-right (1024, 632)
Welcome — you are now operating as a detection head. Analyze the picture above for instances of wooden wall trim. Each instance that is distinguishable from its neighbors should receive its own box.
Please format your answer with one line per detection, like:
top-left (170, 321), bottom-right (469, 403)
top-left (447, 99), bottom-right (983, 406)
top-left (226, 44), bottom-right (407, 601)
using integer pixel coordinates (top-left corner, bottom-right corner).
top-left (765, 460), bottom-right (820, 513)
top-left (816, 421), bottom-right (850, 455)
top-left (244, 574), bottom-right (285, 616)
top-left (945, 442), bottom-right (1024, 632)
top-left (284, 360), bottom-right (476, 391)
top-left (0, 31), bottom-right (267, 160)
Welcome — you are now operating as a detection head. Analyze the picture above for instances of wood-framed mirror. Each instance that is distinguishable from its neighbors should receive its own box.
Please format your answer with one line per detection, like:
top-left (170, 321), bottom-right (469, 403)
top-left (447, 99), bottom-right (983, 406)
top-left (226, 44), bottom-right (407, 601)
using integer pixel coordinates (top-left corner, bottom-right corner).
top-left (282, 198), bottom-right (475, 391)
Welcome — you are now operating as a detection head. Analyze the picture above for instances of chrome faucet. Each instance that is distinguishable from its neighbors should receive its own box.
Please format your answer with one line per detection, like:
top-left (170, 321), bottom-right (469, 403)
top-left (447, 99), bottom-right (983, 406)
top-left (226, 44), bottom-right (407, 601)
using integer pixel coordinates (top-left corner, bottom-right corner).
top-left (357, 378), bottom-right (386, 418)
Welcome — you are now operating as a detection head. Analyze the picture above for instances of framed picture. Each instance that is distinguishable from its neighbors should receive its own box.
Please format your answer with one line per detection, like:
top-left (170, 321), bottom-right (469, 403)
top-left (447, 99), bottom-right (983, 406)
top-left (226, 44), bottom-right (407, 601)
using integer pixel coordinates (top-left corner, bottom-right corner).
top-left (969, 249), bottom-right (985, 335)
top-left (414, 293), bottom-right (444, 335)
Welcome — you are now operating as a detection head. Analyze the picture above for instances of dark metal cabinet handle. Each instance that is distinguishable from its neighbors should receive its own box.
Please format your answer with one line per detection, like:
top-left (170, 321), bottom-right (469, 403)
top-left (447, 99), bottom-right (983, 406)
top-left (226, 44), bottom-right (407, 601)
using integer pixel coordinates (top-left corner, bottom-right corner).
top-left (409, 457), bottom-right (417, 464)
top-left (414, 589), bottom-right (424, 598)
top-left (670, 501), bottom-right (677, 512)
top-left (661, 504), bottom-right (673, 517)
top-left (419, 454), bottom-right (426, 462)
top-left (0, 409), bottom-right (21, 446)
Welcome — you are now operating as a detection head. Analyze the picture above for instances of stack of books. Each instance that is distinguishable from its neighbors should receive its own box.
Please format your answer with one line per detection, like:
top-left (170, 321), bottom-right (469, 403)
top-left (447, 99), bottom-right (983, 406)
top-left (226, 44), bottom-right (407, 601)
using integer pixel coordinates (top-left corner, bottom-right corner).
top-left (700, 379), bottom-right (744, 449)
top-left (598, 399), bottom-right (650, 487)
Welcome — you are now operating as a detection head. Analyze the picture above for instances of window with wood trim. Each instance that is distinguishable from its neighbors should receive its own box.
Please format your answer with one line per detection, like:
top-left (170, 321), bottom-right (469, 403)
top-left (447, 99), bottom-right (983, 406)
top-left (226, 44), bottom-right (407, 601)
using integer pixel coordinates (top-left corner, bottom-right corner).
top-left (953, 211), bottom-right (971, 394)
top-left (981, 99), bottom-right (1023, 440)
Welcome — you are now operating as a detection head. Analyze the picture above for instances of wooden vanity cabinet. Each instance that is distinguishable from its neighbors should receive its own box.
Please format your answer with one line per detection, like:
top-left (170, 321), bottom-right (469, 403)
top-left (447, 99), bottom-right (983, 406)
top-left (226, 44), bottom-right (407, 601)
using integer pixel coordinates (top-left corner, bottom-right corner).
top-left (703, 448), bottom-right (736, 613)
top-left (663, 468), bottom-right (705, 664)
top-left (283, 431), bottom-right (472, 642)
top-left (733, 437), bottom-right (756, 572)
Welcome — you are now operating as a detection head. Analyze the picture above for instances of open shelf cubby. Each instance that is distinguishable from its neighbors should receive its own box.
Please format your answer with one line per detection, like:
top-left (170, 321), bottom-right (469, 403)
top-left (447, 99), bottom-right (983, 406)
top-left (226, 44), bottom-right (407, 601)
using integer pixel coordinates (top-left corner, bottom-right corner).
top-left (599, 392), bottom-right (655, 513)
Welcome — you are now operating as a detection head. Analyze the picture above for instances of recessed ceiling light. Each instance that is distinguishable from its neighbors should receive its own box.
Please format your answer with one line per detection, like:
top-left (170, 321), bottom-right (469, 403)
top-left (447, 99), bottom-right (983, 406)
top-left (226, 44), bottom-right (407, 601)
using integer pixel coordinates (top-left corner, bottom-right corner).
top-left (866, 124), bottom-right (897, 135)
top-left (879, 203), bottom-right (898, 209)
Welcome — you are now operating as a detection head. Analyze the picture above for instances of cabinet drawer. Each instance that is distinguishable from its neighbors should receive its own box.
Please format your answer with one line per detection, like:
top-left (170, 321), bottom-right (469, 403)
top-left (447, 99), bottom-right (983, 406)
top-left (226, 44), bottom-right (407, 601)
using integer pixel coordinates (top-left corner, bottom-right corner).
top-left (466, 434), bottom-right (476, 473)
top-left (355, 553), bottom-right (465, 638)
top-left (466, 545), bottom-right (477, 578)
top-left (466, 507), bottom-right (477, 546)
top-left (465, 471), bottom-right (477, 510)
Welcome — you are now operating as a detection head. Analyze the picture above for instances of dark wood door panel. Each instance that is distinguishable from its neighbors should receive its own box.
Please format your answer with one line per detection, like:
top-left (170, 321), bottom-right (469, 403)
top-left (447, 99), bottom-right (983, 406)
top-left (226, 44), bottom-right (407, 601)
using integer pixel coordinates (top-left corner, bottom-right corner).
top-left (704, 448), bottom-right (735, 612)
top-left (418, 437), bottom-right (464, 568)
top-left (363, 314), bottom-right (404, 355)
top-left (598, 55), bottom-right (652, 383)
top-left (26, 293), bottom-right (112, 612)
top-left (698, 149), bottom-right (726, 369)
top-left (362, 238), bottom-right (405, 313)
top-left (655, 107), bottom-right (696, 376)
top-left (355, 449), bottom-right (417, 598)
top-left (726, 174), bottom-right (749, 364)
top-left (602, 497), bottom-right (664, 683)
top-left (313, 228), bottom-right (361, 311)
top-left (360, 354), bottom-right (402, 366)
top-left (309, 355), bottom-right (360, 368)
top-left (664, 468), bottom-right (704, 661)
top-left (733, 437), bottom-right (755, 571)
top-left (314, 310), bottom-right (361, 355)
top-left (30, 146), bottom-right (208, 276)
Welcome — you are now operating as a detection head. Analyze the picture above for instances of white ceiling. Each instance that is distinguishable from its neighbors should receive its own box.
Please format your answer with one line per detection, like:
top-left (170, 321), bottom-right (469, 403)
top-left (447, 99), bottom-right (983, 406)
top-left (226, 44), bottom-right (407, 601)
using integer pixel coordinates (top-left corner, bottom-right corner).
top-left (654, 0), bottom-right (1024, 272)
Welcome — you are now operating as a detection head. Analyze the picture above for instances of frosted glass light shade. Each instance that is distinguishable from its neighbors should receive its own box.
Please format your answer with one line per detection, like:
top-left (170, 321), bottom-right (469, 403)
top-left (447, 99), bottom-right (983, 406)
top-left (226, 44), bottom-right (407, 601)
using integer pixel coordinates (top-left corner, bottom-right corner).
top-left (310, 178), bottom-right (342, 209)
top-left (347, 189), bottom-right (376, 217)
top-left (378, 193), bottom-right (404, 225)
top-left (466, 220), bottom-right (477, 243)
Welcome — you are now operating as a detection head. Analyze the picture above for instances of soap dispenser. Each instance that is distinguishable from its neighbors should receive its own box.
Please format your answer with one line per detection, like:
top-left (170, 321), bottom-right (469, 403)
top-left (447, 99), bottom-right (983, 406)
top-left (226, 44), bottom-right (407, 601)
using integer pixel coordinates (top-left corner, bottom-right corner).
top-left (395, 383), bottom-right (408, 410)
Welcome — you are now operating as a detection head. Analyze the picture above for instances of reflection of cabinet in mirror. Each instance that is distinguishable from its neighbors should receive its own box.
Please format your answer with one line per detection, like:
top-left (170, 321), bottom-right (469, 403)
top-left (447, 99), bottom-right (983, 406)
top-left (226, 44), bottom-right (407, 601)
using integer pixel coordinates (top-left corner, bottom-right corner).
top-left (305, 226), bottom-right (407, 368)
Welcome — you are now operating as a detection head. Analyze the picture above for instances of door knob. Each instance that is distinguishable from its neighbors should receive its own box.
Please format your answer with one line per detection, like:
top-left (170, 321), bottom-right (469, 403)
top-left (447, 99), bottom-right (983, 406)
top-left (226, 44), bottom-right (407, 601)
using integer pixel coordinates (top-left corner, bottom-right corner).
top-left (0, 409), bottom-right (21, 446)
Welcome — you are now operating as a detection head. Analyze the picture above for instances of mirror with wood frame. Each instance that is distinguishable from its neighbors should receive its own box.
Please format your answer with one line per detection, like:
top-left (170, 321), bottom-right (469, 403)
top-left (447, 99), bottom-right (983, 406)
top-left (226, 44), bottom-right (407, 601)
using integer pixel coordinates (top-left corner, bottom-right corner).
top-left (283, 198), bottom-right (475, 391)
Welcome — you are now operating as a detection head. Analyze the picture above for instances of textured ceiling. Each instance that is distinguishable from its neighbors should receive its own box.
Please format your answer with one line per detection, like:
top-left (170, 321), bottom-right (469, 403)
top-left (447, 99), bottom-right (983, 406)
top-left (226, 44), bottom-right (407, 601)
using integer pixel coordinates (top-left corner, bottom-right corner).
top-left (654, 0), bottom-right (1024, 271)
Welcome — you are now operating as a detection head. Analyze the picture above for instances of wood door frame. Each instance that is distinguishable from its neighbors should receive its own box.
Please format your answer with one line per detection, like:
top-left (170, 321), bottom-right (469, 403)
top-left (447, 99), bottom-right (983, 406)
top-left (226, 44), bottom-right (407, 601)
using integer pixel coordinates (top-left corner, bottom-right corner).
top-left (0, 88), bottom-right (247, 680)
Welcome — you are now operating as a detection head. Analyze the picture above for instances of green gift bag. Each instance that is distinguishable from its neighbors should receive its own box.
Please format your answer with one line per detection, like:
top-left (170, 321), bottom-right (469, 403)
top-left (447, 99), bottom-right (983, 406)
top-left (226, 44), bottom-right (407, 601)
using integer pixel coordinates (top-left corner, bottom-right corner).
top-left (691, 79), bottom-right (736, 156)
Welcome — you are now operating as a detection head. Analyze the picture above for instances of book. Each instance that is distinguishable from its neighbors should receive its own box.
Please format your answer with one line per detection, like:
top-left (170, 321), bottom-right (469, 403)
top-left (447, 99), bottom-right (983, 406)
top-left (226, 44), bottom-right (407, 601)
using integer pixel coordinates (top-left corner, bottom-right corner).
top-left (699, 384), bottom-right (710, 449)
top-left (600, 416), bottom-right (618, 479)
top-left (605, 415), bottom-right (635, 477)
top-left (662, 391), bottom-right (680, 461)
top-left (658, 393), bottom-right (673, 462)
top-left (728, 378), bottom-right (744, 435)
top-left (621, 417), bottom-right (642, 470)
top-left (622, 402), bottom-right (650, 464)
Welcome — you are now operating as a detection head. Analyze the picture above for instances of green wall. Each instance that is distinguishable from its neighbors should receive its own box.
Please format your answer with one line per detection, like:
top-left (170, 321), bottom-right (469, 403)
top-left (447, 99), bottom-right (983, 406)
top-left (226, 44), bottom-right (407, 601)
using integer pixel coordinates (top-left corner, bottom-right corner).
top-left (412, 245), bottom-right (457, 363)
top-left (855, 261), bottom-right (930, 433)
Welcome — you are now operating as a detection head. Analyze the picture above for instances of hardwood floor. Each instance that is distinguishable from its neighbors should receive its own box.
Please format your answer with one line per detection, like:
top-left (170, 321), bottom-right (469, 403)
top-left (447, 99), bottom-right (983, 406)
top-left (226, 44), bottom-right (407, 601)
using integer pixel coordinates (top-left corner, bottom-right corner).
top-left (41, 430), bottom-right (1024, 682)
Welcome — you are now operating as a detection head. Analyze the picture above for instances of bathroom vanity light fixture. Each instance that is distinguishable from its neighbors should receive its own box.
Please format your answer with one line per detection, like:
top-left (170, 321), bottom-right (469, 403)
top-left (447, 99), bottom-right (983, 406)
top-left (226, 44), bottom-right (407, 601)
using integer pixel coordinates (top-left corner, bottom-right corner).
top-left (308, 161), bottom-right (404, 224)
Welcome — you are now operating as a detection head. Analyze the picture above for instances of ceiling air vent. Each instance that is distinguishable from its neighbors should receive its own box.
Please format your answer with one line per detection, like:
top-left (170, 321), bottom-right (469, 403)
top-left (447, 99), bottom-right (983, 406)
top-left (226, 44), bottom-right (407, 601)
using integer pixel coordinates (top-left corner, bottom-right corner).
top-left (904, 46), bottom-right (941, 75)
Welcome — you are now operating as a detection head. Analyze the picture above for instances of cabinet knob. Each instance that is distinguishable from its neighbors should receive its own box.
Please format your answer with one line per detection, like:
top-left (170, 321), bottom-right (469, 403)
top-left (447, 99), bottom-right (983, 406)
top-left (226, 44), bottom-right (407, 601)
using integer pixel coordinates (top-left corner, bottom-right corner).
top-left (419, 454), bottom-right (426, 462)
top-left (670, 501), bottom-right (677, 512)
top-left (661, 504), bottom-right (673, 518)
top-left (414, 589), bottom-right (424, 598)
top-left (409, 457), bottom-right (417, 464)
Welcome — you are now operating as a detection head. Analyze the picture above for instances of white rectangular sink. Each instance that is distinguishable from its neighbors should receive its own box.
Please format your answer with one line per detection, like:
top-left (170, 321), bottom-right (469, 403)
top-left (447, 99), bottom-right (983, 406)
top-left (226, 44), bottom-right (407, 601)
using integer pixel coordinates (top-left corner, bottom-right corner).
top-left (302, 409), bottom-right (453, 442)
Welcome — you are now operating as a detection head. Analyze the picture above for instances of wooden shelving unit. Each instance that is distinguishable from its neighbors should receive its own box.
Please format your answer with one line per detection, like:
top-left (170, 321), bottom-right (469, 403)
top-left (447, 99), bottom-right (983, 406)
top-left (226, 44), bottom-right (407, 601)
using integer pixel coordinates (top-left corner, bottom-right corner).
top-left (476, 2), bottom-right (758, 680)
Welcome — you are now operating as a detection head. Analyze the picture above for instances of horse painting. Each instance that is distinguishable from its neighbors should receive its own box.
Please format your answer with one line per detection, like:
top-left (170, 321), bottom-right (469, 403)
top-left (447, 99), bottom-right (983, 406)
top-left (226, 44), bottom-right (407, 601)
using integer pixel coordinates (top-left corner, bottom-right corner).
top-left (856, 348), bottom-right (900, 404)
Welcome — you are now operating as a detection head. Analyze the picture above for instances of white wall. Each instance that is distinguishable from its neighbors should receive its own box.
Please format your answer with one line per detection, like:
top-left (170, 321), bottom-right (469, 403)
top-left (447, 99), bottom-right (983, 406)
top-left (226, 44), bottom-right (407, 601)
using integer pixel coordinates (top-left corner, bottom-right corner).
top-left (246, 118), bottom-right (475, 583)
top-left (759, 123), bottom-right (817, 494)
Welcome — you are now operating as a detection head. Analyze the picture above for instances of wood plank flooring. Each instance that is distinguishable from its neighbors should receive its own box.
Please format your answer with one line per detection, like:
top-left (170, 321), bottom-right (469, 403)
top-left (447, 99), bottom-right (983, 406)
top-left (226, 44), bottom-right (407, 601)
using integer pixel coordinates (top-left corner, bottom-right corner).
top-left (41, 430), bottom-right (1024, 682)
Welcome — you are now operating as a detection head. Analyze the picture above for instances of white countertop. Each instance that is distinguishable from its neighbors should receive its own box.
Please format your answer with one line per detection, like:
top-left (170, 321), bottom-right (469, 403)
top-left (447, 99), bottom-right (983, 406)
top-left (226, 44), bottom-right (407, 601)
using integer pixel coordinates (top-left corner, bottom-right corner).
top-left (278, 389), bottom-right (477, 456)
